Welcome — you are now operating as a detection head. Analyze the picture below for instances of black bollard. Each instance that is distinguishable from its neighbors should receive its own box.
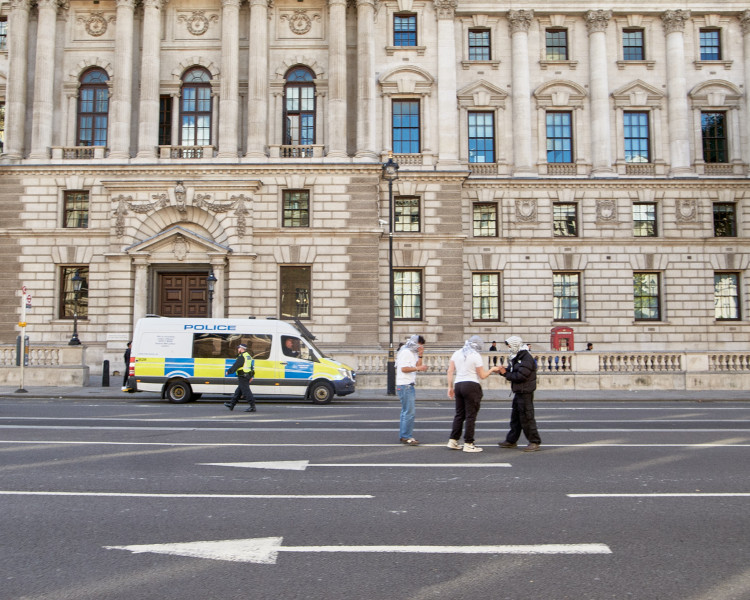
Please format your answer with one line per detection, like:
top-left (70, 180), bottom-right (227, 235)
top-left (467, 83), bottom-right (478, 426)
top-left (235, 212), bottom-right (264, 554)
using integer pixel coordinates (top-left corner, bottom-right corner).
top-left (102, 360), bottom-right (110, 387)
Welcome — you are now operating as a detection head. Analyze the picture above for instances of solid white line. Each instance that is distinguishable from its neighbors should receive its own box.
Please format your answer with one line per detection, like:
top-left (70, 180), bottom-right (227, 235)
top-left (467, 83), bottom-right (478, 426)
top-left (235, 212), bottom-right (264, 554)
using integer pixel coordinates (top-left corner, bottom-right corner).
top-left (0, 490), bottom-right (373, 499)
top-left (278, 544), bottom-right (613, 555)
top-left (568, 493), bottom-right (750, 498)
top-left (1, 440), bottom-right (749, 448)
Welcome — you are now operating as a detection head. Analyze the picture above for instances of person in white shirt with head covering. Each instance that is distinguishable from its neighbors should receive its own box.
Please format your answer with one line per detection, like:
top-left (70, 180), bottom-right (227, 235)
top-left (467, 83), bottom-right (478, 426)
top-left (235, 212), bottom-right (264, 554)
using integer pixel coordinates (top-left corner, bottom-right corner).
top-left (395, 334), bottom-right (427, 445)
top-left (446, 335), bottom-right (500, 453)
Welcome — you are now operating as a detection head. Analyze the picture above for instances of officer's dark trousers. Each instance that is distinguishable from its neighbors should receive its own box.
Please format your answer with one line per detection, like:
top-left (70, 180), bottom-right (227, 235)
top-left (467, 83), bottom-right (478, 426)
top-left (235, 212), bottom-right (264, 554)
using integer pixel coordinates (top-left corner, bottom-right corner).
top-left (230, 377), bottom-right (255, 408)
top-left (505, 392), bottom-right (541, 445)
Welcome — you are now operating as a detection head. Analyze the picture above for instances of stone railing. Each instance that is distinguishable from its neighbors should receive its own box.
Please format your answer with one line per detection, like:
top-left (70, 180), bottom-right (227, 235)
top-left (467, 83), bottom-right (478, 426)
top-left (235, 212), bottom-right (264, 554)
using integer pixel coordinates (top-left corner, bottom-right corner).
top-left (270, 145), bottom-right (325, 158)
top-left (158, 145), bottom-right (216, 159)
top-left (0, 345), bottom-right (89, 386)
top-left (51, 146), bottom-right (107, 160)
top-left (328, 350), bottom-right (750, 391)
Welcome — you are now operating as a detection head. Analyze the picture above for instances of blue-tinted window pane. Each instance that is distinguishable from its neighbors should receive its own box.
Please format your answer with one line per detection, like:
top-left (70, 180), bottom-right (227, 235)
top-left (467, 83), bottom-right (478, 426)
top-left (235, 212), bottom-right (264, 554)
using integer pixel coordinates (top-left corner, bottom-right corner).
top-left (468, 30), bottom-right (490, 60)
top-left (622, 29), bottom-right (644, 60)
top-left (393, 100), bottom-right (420, 154)
top-left (546, 29), bottom-right (568, 60)
top-left (546, 112), bottom-right (573, 163)
top-left (700, 29), bottom-right (721, 60)
top-left (624, 112), bottom-right (650, 163)
top-left (394, 15), bottom-right (417, 46)
top-left (468, 112), bottom-right (495, 163)
top-left (553, 273), bottom-right (580, 320)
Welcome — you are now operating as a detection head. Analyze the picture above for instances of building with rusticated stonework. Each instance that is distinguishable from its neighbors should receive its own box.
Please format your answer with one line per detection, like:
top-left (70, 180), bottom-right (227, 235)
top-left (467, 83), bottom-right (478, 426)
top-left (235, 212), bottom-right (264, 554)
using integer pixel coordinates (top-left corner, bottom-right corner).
top-left (0, 0), bottom-right (747, 376)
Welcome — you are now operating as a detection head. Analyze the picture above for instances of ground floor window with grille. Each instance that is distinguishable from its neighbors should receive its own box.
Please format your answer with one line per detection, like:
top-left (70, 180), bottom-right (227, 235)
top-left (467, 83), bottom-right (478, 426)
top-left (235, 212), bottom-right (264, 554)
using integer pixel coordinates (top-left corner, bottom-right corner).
top-left (60, 266), bottom-right (89, 319)
top-left (553, 272), bottom-right (580, 320)
top-left (472, 272), bottom-right (500, 321)
top-left (715, 273), bottom-right (740, 320)
top-left (394, 269), bottom-right (422, 320)
top-left (280, 266), bottom-right (311, 319)
top-left (634, 272), bottom-right (660, 321)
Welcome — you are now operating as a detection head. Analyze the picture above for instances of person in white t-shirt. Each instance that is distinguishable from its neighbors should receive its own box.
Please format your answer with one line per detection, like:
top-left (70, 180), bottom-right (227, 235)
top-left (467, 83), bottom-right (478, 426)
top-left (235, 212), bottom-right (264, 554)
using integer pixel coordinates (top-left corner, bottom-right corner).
top-left (395, 335), bottom-right (427, 446)
top-left (446, 335), bottom-right (500, 452)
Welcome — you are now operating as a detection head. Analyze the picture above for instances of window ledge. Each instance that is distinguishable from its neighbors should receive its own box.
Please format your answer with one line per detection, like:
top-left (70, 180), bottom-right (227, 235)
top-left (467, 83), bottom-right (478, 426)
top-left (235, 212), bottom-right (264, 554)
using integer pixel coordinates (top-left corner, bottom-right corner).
top-left (540, 59), bottom-right (578, 70)
top-left (694, 60), bottom-right (732, 70)
top-left (386, 45), bottom-right (426, 56)
top-left (616, 60), bottom-right (656, 70)
top-left (461, 60), bottom-right (500, 70)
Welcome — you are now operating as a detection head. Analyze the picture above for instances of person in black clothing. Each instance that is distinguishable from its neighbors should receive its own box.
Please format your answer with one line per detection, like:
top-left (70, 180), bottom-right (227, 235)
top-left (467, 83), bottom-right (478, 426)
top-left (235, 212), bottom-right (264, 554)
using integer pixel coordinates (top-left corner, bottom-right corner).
top-left (497, 335), bottom-right (541, 452)
top-left (121, 341), bottom-right (132, 391)
top-left (224, 343), bottom-right (256, 412)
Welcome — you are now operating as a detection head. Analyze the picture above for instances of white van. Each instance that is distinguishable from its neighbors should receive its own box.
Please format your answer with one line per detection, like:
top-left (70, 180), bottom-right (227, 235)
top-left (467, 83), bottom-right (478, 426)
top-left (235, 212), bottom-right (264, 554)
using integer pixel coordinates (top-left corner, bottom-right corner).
top-left (127, 317), bottom-right (356, 404)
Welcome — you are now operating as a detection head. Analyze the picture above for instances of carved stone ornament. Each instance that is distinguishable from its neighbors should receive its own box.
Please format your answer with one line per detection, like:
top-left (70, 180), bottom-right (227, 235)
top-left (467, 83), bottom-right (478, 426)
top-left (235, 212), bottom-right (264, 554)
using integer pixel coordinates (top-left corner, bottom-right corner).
top-left (508, 9), bottom-right (533, 35)
top-left (584, 10), bottom-right (611, 35)
top-left (281, 9), bottom-right (320, 35)
top-left (434, 0), bottom-right (457, 20)
top-left (676, 199), bottom-right (697, 222)
top-left (78, 11), bottom-right (114, 37)
top-left (515, 198), bottom-right (537, 222)
top-left (173, 234), bottom-right (189, 261)
top-left (113, 194), bottom-right (170, 237)
top-left (178, 10), bottom-right (219, 36)
top-left (661, 10), bottom-right (690, 35)
top-left (741, 10), bottom-right (750, 36)
top-left (596, 198), bottom-right (618, 222)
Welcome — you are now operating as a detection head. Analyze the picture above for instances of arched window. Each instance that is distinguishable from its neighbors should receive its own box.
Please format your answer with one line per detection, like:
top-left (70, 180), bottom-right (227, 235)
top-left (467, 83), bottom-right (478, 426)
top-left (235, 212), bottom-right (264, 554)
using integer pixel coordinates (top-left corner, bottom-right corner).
top-left (180, 67), bottom-right (212, 146)
top-left (77, 68), bottom-right (109, 147)
top-left (284, 67), bottom-right (316, 149)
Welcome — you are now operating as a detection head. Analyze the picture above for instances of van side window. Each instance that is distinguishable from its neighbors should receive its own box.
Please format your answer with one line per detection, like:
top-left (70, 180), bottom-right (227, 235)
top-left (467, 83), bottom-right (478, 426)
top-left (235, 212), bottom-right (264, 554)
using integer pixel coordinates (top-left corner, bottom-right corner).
top-left (282, 335), bottom-right (316, 362)
top-left (193, 333), bottom-right (272, 360)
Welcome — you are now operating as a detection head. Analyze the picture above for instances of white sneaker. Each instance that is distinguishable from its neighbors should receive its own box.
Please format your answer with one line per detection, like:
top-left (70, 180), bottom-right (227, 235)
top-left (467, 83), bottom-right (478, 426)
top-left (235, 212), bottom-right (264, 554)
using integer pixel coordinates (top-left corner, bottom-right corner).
top-left (462, 443), bottom-right (483, 453)
top-left (447, 439), bottom-right (463, 450)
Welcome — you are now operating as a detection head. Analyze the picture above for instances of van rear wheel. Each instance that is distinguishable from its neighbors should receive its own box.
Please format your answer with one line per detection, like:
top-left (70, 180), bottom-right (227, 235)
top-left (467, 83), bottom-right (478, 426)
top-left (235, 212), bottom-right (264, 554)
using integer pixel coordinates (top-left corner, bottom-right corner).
top-left (309, 381), bottom-right (333, 405)
top-left (165, 380), bottom-right (192, 404)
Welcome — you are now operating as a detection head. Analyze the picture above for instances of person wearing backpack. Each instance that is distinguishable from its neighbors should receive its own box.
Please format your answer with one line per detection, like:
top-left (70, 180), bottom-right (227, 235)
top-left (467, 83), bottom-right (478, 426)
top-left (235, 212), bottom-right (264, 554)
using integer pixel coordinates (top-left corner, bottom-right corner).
top-left (224, 343), bottom-right (256, 412)
top-left (497, 336), bottom-right (541, 452)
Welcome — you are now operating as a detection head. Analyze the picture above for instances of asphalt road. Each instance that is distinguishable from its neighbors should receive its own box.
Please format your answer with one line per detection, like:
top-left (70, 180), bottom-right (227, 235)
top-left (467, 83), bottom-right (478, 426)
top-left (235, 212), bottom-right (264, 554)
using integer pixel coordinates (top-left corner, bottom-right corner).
top-left (1, 396), bottom-right (749, 600)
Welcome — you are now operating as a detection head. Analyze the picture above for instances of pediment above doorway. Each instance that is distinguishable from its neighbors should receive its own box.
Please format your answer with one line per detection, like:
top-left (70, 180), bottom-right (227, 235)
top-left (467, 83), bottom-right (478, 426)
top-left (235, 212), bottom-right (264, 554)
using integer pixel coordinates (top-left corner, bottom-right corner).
top-left (125, 225), bottom-right (232, 263)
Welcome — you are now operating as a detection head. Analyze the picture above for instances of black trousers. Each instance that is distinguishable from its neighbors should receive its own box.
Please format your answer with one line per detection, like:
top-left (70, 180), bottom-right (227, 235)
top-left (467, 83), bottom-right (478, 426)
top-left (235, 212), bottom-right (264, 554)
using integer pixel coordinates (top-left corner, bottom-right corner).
top-left (505, 392), bottom-right (541, 445)
top-left (230, 377), bottom-right (255, 408)
top-left (450, 381), bottom-right (483, 444)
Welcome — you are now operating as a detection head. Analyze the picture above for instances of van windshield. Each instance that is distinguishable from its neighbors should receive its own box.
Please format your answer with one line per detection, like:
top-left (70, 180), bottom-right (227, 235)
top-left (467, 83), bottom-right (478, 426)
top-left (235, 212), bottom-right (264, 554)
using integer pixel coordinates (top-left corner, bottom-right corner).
top-left (193, 333), bottom-right (272, 360)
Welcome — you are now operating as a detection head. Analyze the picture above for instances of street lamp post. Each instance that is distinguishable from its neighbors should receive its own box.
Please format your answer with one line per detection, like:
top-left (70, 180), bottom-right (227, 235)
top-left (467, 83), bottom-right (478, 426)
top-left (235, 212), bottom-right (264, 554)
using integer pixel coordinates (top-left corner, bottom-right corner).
top-left (206, 270), bottom-right (217, 318)
top-left (382, 152), bottom-right (399, 396)
top-left (68, 270), bottom-right (83, 346)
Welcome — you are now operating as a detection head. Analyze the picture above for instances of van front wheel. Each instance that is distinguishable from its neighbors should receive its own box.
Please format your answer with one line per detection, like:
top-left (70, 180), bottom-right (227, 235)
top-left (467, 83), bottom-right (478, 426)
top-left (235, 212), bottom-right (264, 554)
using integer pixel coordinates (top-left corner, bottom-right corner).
top-left (165, 380), bottom-right (192, 404)
top-left (309, 381), bottom-right (333, 405)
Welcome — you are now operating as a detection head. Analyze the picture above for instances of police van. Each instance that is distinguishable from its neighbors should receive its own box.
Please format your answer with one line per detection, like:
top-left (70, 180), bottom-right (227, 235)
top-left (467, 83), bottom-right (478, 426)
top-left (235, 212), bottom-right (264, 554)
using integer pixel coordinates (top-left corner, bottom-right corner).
top-left (127, 317), bottom-right (356, 404)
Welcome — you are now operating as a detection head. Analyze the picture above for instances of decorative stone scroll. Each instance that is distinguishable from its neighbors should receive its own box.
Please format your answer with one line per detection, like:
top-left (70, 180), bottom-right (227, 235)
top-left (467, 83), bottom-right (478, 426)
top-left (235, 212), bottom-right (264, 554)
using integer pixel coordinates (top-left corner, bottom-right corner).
top-left (281, 9), bottom-right (320, 35)
top-left (584, 10), bottom-right (611, 35)
top-left (77, 11), bottom-right (114, 37)
top-left (178, 10), bottom-right (219, 36)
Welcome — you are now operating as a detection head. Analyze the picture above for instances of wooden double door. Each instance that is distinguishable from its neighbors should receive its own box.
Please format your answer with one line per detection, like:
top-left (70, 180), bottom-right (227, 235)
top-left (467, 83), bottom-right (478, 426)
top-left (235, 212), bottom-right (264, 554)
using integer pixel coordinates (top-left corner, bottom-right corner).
top-left (158, 272), bottom-right (209, 318)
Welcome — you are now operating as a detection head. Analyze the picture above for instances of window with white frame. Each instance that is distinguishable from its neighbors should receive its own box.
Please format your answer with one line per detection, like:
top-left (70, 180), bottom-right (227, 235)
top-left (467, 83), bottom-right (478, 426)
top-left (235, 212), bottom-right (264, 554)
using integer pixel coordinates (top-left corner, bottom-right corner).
top-left (472, 272), bottom-right (500, 321)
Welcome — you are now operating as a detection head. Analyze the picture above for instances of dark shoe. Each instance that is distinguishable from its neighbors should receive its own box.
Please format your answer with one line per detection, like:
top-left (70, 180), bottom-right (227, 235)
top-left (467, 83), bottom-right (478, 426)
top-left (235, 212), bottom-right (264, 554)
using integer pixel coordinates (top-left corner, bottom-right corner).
top-left (224, 402), bottom-right (235, 411)
top-left (522, 443), bottom-right (541, 452)
top-left (244, 407), bottom-right (256, 412)
top-left (498, 441), bottom-right (517, 449)
top-left (400, 437), bottom-right (420, 446)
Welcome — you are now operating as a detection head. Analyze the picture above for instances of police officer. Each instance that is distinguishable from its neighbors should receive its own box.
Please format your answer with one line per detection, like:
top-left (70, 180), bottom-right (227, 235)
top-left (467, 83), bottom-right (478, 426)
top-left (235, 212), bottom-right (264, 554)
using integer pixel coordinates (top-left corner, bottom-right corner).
top-left (224, 343), bottom-right (256, 412)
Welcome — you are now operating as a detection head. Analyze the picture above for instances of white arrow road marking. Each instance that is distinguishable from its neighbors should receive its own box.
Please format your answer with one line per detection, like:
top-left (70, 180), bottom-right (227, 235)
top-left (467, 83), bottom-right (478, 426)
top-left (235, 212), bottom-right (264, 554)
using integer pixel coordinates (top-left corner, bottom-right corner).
top-left (199, 461), bottom-right (511, 471)
top-left (104, 537), bottom-right (612, 564)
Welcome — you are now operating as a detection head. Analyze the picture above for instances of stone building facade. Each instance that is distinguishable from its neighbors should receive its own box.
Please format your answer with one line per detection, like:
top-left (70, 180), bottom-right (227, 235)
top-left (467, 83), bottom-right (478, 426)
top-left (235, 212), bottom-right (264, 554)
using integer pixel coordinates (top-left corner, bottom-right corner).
top-left (0, 0), bottom-right (747, 373)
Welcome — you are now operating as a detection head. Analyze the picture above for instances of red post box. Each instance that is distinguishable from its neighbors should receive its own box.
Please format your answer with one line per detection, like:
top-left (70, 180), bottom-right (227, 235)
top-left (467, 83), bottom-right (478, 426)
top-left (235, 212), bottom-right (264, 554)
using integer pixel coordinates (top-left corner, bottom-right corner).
top-left (550, 326), bottom-right (574, 351)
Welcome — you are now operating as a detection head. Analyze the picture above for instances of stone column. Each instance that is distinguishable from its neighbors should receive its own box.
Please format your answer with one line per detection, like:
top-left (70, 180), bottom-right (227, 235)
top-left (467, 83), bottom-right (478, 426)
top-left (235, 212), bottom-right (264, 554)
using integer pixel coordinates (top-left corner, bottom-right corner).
top-left (355, 0), bottom-right (377, 159)
top-left (218, 0), bottom-right (240, 158)
top-left (132, 259), bottom-right (149, 322)
top-left (29, 0), bottom-right (59, 159)
top-left (245, 0), bottom-right (269, 158)
top-left (435, 0), bottom-right (458, 166)
top-left (661, 10), bottom-right (693, 176)
top-left (211, 261), bottom-right (226, 318)
top-left (508, 9), bottom-right (535, 176)
top-left (3, 0), bottom-right (31, 159)
top-left (585, 10), bottom-right (614, 176)
top-left (109, 0), bottom-right (136, 159)
top-left (136, 0), bottom-right (163, 159)
top-left (740, 11), bottom-right (750, 171)
top-left (327, 0), bottom-right (348, 158)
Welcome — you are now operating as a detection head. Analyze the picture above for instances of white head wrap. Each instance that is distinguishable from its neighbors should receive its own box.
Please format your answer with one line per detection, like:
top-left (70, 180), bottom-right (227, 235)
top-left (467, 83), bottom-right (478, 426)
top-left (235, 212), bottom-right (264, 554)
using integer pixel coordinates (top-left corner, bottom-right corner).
top-left (505, 336), bottom-right (524, 359)
top-left (401, 334), bottom-right (422, 357)
top-left (461, 335), bottom-right (484, 357)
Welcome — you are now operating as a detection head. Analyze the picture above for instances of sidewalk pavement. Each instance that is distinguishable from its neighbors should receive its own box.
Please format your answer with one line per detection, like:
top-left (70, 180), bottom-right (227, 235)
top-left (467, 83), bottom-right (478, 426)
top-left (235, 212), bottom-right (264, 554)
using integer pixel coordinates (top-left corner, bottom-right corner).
top-left (0, 385), bottom-right (749, 402)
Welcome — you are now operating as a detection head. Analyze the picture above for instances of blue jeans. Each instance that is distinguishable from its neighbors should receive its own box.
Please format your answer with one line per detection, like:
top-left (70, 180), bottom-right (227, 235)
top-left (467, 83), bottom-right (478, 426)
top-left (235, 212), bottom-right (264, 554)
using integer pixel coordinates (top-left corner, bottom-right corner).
top-left (397, 384), bottom-right (416, 439)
